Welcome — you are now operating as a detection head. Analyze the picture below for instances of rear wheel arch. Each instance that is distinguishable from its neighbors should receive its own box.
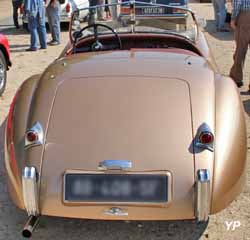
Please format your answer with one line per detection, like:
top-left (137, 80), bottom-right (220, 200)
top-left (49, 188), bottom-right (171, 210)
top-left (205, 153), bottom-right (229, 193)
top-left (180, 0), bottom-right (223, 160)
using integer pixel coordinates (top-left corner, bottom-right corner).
top-left (5, 75), bottom-right (41, 209)
top-left (211, 75), bottom-right (247, 213)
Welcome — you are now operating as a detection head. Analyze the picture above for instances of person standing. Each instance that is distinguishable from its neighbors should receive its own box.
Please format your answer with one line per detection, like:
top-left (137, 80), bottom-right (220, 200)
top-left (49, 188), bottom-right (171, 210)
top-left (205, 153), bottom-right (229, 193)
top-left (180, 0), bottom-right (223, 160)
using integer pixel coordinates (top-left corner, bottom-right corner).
top-left (46, 0), bottom-right (61, 45)
top-left (104, 0), bottom-right (111, 19)
top-left (229, 0), bottom-right (250, 90)
top-left (212, 0), bottom-right (229, 31)
top-left (24, 0), bottom-right (47, 51)
top-left (88, 0), bottom-right (105, 24)
top-left (12, 0), bottom-right (23, 29)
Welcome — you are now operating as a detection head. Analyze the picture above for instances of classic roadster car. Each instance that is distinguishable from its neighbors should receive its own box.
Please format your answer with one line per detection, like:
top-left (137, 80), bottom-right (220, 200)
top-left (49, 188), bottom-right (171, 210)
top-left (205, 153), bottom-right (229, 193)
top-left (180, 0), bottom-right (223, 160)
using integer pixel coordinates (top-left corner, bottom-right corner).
top-left (5, 1), bottom-right (247, 238)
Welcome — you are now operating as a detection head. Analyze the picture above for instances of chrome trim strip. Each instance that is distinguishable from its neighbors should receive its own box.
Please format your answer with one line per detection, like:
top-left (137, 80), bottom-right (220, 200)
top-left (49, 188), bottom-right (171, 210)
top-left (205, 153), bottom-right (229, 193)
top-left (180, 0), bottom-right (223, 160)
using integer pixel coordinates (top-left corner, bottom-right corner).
top-left (22, 166), bottom-right (39, 216)
top-left (25, 122), bottom-right (44, 149)
top-left (195, 169), bottom-right (210, 222)
top-left (98, 160), bottom-right (132, 170)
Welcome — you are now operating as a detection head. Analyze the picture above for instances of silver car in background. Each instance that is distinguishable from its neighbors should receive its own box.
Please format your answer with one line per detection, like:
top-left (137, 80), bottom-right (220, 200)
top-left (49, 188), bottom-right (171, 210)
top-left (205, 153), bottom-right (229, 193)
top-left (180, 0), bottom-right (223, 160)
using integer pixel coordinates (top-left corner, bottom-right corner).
top-left (21, 0), bottom-right (89, 30)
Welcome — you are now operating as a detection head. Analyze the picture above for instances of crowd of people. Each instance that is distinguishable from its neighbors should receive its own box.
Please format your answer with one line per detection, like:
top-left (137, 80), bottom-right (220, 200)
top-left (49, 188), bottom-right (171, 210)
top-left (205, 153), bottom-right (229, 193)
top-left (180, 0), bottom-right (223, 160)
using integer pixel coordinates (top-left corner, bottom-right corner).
top-left (12, 0), bottom-right (116, 50)
top-left (11, 0), bottom-right (250, 91)
top-left (12, 0), bottom-right (61, 51)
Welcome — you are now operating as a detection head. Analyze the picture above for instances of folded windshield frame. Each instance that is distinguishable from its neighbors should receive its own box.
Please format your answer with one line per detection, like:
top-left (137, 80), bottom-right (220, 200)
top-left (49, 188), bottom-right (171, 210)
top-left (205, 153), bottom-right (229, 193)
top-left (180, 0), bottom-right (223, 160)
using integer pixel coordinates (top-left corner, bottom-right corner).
top-left (69, 1), bottom-right (199, 44)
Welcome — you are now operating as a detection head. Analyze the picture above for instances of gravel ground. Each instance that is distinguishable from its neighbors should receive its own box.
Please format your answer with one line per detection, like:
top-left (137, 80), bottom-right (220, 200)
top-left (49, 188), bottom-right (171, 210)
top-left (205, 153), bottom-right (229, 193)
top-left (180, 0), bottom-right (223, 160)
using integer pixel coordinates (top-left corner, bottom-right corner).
top-left (0, 0), bottom-right (249, 239)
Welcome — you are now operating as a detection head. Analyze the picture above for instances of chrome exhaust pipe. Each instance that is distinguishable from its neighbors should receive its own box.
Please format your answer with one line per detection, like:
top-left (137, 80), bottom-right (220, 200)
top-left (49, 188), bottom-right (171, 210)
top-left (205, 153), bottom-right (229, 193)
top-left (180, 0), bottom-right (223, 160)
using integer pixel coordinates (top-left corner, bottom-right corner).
top-left (22, 215), bottom-right (39, 238)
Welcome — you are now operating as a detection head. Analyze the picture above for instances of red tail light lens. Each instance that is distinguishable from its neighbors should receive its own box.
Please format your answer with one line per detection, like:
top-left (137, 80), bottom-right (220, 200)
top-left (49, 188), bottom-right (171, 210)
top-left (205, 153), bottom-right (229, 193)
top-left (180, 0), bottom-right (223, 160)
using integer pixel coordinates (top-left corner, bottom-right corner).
top-left (199, 132), bottom-right (214, 144)
top-left (66, 3), bottom-right (71, 13)
top-left (26, 131), bottom-right (38, 142)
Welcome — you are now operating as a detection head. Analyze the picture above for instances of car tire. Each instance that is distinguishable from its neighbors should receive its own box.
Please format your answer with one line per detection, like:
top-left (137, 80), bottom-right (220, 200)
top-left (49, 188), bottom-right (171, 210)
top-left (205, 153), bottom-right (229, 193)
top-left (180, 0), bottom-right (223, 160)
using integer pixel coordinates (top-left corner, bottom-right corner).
top-left (0, 50), bottom-right (7, 96)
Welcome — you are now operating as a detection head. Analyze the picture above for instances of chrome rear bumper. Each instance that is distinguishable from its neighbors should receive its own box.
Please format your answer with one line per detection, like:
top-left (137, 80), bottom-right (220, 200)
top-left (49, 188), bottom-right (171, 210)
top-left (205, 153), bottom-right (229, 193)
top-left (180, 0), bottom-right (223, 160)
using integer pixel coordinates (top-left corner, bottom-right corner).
top-left (22, 166), bottom-right (39, 216)
top-left (195, 169), bottom-right (210, 222)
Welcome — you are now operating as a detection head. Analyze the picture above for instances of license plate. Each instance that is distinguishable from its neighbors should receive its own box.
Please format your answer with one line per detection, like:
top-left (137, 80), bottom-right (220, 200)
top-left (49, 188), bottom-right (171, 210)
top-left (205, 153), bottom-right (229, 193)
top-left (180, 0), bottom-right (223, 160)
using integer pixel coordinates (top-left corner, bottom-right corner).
top-left (64, 172), bottom-right (170, 204)
top-left (141, 7), bottom-right (166, 15)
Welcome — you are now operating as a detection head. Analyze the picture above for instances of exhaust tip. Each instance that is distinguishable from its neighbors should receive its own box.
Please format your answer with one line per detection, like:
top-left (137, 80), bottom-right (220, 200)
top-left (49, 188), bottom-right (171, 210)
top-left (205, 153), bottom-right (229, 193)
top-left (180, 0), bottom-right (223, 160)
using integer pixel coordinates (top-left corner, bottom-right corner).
top-left (22, 229), bottom-right (32, 238)
top-left (22, 215), bottom-right (39, 238)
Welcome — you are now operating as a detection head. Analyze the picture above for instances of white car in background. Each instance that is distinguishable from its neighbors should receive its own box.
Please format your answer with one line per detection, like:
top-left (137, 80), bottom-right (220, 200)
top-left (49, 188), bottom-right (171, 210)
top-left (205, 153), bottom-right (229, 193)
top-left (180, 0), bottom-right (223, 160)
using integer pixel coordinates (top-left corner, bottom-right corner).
top-left (22, 0), bottom-right (89, 30)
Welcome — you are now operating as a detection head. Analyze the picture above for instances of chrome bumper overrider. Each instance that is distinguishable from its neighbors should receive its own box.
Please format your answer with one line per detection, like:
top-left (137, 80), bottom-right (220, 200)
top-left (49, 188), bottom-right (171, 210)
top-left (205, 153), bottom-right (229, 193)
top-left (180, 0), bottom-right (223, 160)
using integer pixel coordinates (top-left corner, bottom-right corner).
top-left (22, 166), bottom-right (39, 216)
top-left (195, 169), bottom-right (210, 222)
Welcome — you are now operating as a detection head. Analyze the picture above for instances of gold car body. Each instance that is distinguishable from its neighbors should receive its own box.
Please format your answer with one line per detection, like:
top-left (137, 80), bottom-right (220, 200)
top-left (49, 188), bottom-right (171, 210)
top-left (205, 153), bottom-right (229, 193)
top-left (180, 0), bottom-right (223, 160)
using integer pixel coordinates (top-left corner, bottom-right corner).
top-left (5, 3), bottom-right (247, 225)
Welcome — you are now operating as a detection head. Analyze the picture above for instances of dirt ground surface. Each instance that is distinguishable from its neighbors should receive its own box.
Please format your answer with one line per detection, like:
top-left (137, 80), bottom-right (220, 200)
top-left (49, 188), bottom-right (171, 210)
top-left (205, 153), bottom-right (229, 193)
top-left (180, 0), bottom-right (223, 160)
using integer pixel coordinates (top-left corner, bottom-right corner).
top-left (0, 0), bottom-right (250, 239)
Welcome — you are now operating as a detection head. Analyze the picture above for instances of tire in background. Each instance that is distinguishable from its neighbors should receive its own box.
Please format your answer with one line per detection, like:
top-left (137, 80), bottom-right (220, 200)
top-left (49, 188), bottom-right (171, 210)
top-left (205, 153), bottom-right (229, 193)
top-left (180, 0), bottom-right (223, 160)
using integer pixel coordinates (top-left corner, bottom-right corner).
top-left (0, 50), bottom-right (7, 96)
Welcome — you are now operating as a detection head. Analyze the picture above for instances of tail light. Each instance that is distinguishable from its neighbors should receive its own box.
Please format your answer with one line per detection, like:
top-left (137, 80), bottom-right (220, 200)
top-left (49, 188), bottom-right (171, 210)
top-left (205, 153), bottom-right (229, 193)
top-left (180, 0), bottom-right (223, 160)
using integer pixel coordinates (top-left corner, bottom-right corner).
top-left (199, 132), bottom-right (214, 145)
top-left (195, 124), bottom-right (214, 152)
top-left (66, 3), bottom-right (71, 13)
top-left (26, 131), bottom-right (38, 142)
top-left (25, 122), bottom-right (44, 149)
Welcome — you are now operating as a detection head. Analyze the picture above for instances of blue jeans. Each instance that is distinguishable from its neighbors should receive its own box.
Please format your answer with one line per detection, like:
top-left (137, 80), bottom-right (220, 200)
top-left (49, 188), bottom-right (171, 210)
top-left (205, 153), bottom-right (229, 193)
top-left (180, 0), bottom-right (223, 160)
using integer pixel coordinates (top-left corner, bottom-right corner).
top-left (212, 0), bottom-right (227, 29)
top-left (46, 2), bottom-right (61, 43)
top-left (28, 8), bottom-right (47, 49)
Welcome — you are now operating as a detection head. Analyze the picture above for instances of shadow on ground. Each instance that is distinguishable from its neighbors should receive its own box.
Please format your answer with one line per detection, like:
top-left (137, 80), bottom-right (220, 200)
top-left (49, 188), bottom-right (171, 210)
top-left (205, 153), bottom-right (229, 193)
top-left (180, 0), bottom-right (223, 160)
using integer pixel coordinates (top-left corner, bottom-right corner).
top-left (0, 23), bottom-right (69, 36)
top-left (0, 120), bottom-right (208, 240)
top-left (204, 20), bottom-right (234, 41)
top-left (9, 44), bottom-right (30, 53)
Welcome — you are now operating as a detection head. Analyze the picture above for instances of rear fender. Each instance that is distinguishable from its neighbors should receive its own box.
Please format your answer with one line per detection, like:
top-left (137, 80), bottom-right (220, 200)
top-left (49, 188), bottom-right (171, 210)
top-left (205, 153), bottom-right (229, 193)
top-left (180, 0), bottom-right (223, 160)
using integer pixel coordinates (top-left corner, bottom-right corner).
top-left (211, 75), bottom-right (247, 213)
top-left (5, 75), bottom-right (40, 209)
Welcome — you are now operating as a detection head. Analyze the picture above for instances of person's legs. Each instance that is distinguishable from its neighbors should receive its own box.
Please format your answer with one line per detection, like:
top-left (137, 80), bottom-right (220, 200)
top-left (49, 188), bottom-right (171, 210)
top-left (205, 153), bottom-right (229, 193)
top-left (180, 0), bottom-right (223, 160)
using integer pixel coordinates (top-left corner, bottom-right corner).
top-left (37, 7), bottom-right (47, 49)
top-left (97, 0), bottom-right (105, 20)
top-left (217, 0), bottom-right (227, 29)
top-left (28, 15), bottom-right (38, 50)
top-left (12, 1), bottom-right (19, 28)
top-left (230, 17), bottom-right (250, 84)
top-left (53, 3), bottom-right (61, 43)
top-left (88, 8), bottom-right (96, 25)
top-left (110, 0), bottom-right (117, 20)
top-left (212, 0), bottom-right (219, 28)
top-left (46, 6), bottom-right (55, 41)
top-left (104, 0), bottom-right (111, 18)
top-left (37, 9), bottom-right (47, 49)
top-left (48, 3), bottom-right (61, 44)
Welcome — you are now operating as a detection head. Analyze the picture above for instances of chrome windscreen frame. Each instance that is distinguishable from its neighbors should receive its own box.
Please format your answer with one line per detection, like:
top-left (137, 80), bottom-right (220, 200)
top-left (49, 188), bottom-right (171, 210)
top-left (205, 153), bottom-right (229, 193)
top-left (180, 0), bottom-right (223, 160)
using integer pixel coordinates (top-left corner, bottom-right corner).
top-left (70, 1), bottom-right (199, 43)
